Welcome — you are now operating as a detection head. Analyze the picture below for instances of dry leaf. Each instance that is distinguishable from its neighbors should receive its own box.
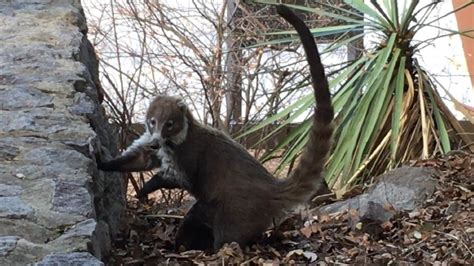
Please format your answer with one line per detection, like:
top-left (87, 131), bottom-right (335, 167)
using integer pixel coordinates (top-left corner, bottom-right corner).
top-left (413, 231), bottom-right (422, 239)
top-left (303, 251), bottom-right (318, 262)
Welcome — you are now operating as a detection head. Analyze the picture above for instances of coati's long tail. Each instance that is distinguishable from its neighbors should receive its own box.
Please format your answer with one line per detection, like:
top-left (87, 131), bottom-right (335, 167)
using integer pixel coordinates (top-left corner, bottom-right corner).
top-left (276, 5), bottom-right (334, 204)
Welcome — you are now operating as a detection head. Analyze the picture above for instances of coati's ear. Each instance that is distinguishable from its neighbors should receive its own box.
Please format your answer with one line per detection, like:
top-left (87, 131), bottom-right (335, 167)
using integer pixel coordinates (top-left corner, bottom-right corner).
top-left (176, 98), bottom-right (187, 112)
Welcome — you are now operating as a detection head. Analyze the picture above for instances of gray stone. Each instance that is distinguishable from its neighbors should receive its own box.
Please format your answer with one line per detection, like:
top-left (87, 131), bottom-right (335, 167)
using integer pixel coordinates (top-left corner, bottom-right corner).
top-left (0, 87), bottom-right (53, 111)
top-left (0, 110), bottom-right (36, 131)
top-left (0, 109), bottom-right (97, 146)
top-left (0, 196), bottom-right (34, 219)
top-left (369, 166), bottom-right (437, 210)
top-left (21, 146), bottom-right (91, 169)
top-left (52, 179), bottom-right (92, 216)
top-left (0, 0), bottom-right (126, 263)
top-left (16, 146), bottom-right (95, 182)
top-left (34, 252), bottom-right (104, 266)
top-left (0, 184), bottom-right (23, 197)
top-left (0, 236), bottom-right (19, 257)
top-left (68, 92), bottom-right (96, 116)
top-left (52, 219), bottom-right (96, 243)
top-left (92, 221), bottom-right (111, 260)
top-left (12, 165), bottom-right (66, 181)
top-left (30, 80), bottom-right (75, 95)
top-left (48, 219), bottom-right (108, 260)
top-left (0, 142), bottom-right (20, 161)
top-left (0, 219), bottom-right (57, 244)
top-left (20, 178), bottom-right (88, 229)
top-left (1, 238), bottom-right (51, 266)
top-left (319, 166), bottom-right (438, 224)
top-left (0, 136), bottom-right (47, 147)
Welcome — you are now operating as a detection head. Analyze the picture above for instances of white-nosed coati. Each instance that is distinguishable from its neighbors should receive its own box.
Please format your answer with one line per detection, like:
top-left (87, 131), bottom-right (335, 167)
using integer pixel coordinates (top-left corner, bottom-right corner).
top-left (98, 5), bottom-right (334, 251)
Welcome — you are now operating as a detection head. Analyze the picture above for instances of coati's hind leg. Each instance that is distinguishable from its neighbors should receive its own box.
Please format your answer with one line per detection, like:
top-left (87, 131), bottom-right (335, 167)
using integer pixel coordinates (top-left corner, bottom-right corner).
top-left (175, 201), bottom-right (216, 251)
top-left (212, 205), bottom-right (272, 250)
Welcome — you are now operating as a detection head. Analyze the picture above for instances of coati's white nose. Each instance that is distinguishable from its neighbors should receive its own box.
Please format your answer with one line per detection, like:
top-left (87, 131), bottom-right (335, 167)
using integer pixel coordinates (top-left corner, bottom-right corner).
top-left (150, 127), bottom-right (166, 145)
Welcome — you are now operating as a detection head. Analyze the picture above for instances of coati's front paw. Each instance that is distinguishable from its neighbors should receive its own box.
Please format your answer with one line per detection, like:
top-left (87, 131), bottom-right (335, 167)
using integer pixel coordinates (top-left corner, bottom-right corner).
top-left (96, 160), bottom-right (115, 171)
top-left (96, 160), bottom-right (105, 170)
top-left (94, 146), bottom-right (111, 171)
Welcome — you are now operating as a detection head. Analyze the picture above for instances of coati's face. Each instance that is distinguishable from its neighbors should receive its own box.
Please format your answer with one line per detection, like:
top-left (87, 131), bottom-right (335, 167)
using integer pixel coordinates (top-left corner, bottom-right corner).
top-left (145, 96), bottom-right (188, 145)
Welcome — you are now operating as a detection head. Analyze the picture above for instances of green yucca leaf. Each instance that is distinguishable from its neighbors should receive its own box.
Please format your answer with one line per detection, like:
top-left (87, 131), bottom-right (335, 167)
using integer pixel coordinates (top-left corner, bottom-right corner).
top-left (390, 56), bottom-right (406, 165)
top-left (255, 0), bottom-right (366, 24)
top-left (389, 0), bottom-right (399, 27)
top-left (423, 71), bottom-right (452, 153)
top-left (277, 123), bottom-right (310, 172)
top-left (345, 0), bottom-right (391, 29)
top-left (400, 0), bottom-right (420, 34)
top-left (249, 99), bottom-right (313, 149)
top-left (324, 32), bottom-right (366, 54)
top-left (253, 24), bottom-right (364, 49)
top-left (237, 94), bottom-right (312, 138)
top-left (243, 0), bottom-right (468, 191)
top-left (352, 53), bottom-right (399, 171)
top-left (345, 35), bottom-right (396, 170)
top-left (261, 119), bottom-right (312, 163)
top-left (332, 54), bottom-right (380, 133)
top-left (266, 24), bottom-right (363, 36)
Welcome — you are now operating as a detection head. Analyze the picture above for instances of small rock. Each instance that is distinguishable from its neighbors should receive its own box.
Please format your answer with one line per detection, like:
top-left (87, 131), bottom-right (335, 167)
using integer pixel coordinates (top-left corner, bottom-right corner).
top-left (445, 202), bottom-right (459, 216)
top-left (319, 166), bottom-right (438, 225)
top-left (413, 231), bottom-right (422, 239)
top-left (0, 196), bottom-right (34, 219)
top-left (52, 179), bottom-right (92, 216)
top-left (68, 92), bottom-right (96, 115)
top-left (0, 143), bottom-right (20, 161)
top-left (0, 236), bottom-right (20, 256)
top-left (0, 184), bottom-right (23, 197)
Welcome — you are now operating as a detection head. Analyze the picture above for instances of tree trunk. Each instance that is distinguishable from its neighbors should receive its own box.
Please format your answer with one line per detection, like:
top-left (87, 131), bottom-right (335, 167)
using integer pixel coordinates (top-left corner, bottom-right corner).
top-left (224, 0), bottom-right (242, 134)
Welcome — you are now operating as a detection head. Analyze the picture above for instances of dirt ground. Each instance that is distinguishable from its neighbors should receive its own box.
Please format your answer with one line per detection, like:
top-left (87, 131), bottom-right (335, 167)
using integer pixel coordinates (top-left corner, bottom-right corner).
top-left (107, 152), bottom-right (473, 265)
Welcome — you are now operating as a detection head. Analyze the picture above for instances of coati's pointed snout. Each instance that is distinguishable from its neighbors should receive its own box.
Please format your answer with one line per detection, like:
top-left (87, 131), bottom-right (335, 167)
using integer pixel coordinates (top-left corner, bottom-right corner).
top-left (145, 96), bottom-right (189, 145)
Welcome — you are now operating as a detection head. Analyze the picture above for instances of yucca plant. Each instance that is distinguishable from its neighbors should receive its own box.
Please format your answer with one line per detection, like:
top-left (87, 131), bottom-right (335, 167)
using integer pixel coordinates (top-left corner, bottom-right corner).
top-left (243, 0), bottom-right (473, 193)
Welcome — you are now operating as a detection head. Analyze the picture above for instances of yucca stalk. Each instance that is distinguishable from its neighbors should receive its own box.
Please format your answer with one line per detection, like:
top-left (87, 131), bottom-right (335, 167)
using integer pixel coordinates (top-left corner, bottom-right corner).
top-left (243, 0), bottom-right (473, 193)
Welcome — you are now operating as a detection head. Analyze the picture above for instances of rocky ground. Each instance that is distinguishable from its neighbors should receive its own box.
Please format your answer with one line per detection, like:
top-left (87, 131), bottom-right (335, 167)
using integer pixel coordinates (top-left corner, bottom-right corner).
top-left (107, 152), bottom-right (473, 265)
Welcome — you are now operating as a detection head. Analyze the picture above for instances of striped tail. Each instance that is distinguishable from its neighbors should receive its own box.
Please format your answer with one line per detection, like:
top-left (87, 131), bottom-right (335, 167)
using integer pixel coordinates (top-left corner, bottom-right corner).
top-left (276, 5), bottom-right (334, 205)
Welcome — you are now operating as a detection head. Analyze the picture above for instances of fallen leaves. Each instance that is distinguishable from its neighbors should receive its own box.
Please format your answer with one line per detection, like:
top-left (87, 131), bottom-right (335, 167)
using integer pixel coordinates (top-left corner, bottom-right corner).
top-left (107, 152), bottom-right (474, 265)
top-left (285, 249), bottom-right (318, 263)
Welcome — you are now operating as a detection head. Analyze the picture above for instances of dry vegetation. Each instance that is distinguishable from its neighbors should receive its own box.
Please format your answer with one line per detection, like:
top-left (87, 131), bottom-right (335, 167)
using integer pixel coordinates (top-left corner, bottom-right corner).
top-left (82, 1), bottom-right (474, 264)
top-left (107, 152), bottom-right (473, 265)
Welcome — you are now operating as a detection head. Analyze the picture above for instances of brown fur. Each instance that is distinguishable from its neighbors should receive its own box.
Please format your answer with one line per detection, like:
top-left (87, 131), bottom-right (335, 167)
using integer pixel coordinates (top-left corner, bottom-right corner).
top-left (97, 143), bottom-right (161, 172)
top-left (99, 5), bottom-right (334, 251)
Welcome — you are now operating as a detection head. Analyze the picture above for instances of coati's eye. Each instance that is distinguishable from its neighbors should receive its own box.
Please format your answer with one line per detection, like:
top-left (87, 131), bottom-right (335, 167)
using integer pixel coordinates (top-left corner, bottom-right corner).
top-left (148, 118), bottom-right (156, 131)
top-left (165, 120), bottom-right (174, 129)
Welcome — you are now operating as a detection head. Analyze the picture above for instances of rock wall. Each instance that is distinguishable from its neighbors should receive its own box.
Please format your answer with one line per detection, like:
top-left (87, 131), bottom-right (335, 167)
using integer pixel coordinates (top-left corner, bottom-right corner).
top-left (0, 1), bottom-right (125, 265)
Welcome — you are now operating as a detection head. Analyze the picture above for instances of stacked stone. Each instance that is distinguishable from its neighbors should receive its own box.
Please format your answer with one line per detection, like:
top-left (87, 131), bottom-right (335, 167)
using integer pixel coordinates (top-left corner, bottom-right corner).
top-left (0, 1), bottom-right (124, 265)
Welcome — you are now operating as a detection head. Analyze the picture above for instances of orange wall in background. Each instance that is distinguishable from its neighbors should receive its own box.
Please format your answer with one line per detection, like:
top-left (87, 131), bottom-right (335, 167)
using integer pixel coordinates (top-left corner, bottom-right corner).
top-left (452, 0), bottom-right (474, 90)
